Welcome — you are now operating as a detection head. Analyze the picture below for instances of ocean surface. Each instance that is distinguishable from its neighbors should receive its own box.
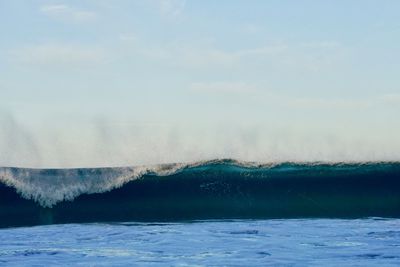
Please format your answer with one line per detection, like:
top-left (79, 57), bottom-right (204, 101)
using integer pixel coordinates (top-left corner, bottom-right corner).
top-left (0, 160), bottom-right (399, 265)
top-left (1, 219), bottom-right (400, 266)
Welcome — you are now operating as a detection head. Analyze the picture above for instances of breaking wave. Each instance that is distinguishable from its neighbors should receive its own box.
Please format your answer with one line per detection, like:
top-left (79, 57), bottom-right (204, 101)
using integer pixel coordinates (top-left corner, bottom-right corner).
top-left (1, 159), bottom-right (400, 227)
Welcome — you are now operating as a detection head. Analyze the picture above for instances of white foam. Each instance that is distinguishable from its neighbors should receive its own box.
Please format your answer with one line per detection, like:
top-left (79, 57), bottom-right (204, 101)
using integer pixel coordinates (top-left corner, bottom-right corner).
top-left (0, 162), bottom-right (189, 208)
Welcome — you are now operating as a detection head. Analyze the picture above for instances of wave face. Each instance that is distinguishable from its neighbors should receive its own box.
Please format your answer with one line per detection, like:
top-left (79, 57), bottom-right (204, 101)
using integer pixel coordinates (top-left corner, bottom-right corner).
top-left (1, 159), bottom-right (400, 227)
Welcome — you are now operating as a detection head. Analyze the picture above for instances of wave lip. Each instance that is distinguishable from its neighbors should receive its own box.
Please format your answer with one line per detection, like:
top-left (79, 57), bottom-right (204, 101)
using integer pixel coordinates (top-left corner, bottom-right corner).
top-left (0, 162), bottom-right (188, 208)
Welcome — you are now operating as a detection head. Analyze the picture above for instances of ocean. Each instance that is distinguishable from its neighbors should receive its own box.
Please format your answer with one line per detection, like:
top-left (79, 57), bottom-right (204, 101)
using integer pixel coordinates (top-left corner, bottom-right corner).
top-left (0, 160), bottom-right (399, 266)
top-left (1, 219), bottom-right (400, 266)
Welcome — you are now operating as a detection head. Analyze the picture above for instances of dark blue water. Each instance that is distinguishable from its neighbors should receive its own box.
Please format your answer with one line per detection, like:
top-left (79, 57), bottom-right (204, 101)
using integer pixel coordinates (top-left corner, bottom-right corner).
top-left (1, 219), bottom-right (399, 266)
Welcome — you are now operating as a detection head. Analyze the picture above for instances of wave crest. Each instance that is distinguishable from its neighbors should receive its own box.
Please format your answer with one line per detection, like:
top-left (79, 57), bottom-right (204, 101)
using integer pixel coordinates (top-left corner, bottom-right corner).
top-left (0, 163), bottom-right (189, 208)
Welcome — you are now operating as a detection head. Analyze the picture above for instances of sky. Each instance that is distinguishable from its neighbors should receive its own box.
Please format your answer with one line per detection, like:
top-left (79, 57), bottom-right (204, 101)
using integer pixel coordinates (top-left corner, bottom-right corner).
top-left (1, 0), bottom-right (400, 167)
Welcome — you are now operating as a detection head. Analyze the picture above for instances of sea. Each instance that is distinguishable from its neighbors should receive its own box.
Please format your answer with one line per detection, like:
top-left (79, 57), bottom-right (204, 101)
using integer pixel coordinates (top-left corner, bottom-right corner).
top-left (1, 219), bottom-right (400, 266)
top-left (0, 159), bottom-right (399, 266)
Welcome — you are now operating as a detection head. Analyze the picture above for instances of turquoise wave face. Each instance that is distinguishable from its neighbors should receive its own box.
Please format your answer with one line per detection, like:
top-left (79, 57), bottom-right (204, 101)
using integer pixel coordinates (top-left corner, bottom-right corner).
top-left (1, 160), bottom-right (400, 228)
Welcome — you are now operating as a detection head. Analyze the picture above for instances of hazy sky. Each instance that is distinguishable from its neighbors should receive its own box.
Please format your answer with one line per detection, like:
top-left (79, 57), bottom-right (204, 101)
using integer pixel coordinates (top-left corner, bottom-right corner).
top-left (1, 0), bottom-right (400, 167)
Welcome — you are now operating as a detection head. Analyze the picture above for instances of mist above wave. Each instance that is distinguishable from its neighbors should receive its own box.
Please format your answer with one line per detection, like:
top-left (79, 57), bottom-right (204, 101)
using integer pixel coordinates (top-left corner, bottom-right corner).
top-left (1, 113), bottom-right (400, 168)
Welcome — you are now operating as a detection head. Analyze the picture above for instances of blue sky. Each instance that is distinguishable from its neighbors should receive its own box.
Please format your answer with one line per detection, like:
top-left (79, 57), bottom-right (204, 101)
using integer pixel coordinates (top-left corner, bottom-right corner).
top-left (1, 0), bottom-right (400, 167)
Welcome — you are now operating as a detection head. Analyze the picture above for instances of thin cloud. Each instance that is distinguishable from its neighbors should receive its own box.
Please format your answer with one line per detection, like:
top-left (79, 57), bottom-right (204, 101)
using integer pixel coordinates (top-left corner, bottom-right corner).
top-left (11, 43), bottom-right (106, 67)
top-left (40, 4), bottom-right (97, 22)
top-left (287, 97), bottom-right (373, 110)
top-left (300, 41), bottom-right (341, 49)
top-left (236, 45), bottom-right (289, 57)
top-left (190, 82), bottom-right (257, 94)
top-left (118, 33), bottom-right (136, 42)
top-left (181, 44), bottom-right (288, 67)
top-left (379, 94), bottom-right (400, 105)
top-left (150, 0), bottom-right (186, 17)
top-left (285, 94), bottom-right (400, 110)
top-left (135, 42), bottom-right (336, 72)
top-left (138, 43), bottom-right (288, 68)
top-left (240, 23), bottom-right (261, 35)
top-left (179, 47), bottom-right (237, 67)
